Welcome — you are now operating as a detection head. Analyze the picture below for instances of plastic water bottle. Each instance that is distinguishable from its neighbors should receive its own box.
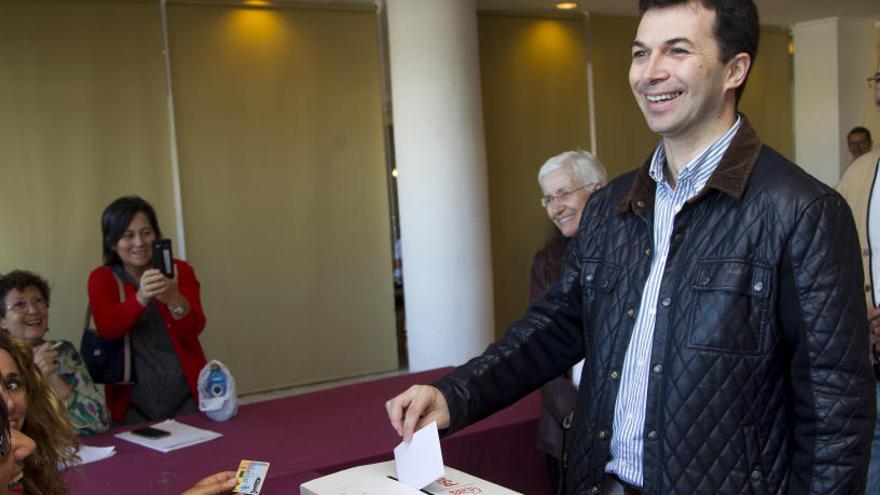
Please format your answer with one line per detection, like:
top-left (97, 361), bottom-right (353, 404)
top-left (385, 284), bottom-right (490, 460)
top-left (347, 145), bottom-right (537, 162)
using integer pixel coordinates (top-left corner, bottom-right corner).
top-left (206, 363), bottom-right (227, 398)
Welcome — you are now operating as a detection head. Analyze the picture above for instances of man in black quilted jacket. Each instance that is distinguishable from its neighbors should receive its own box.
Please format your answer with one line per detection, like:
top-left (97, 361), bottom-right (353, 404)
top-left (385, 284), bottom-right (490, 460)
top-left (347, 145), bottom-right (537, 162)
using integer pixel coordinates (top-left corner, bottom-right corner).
top-left (386, 1), bottom-right (876, 493)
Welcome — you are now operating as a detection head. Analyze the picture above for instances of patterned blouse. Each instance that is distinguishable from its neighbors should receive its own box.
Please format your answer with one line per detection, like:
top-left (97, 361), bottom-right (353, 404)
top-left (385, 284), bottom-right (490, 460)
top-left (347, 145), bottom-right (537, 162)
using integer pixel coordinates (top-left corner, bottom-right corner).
top-left (55, 340), bottom-right (110, 435)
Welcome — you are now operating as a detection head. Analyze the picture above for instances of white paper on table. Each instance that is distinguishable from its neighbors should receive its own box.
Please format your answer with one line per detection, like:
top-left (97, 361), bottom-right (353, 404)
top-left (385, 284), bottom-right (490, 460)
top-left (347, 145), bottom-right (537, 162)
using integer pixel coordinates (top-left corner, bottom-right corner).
top-left (60, 445), bottom-right (116, 469)
top-left (393, 421), bottom-right (445, 490)
top-left (115, 419), bottom-right (222, 453)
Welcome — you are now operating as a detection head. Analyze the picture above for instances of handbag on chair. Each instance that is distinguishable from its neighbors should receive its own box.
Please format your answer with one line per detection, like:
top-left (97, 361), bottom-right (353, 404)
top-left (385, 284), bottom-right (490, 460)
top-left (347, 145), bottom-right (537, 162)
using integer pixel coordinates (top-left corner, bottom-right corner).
top-left (80, 273), bottom-right (135, 384)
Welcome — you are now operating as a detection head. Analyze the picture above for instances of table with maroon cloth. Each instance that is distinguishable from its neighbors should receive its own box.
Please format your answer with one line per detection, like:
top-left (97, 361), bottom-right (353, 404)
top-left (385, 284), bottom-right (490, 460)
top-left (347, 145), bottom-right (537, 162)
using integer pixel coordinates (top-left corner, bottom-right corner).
top-left (64, 368), bottom-right (552, 495)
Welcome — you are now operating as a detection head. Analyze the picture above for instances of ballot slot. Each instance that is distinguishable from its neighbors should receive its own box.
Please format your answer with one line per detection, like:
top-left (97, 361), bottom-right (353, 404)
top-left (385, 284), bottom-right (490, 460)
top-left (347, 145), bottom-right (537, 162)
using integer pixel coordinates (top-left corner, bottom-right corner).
top-left (386, 476), bottom-right (433, 495)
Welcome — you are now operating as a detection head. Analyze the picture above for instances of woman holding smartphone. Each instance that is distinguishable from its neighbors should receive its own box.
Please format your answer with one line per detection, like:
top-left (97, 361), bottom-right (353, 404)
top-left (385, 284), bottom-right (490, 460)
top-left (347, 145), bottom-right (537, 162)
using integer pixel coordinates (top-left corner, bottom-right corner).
top-left (88, 196), bottom-right (207, 424)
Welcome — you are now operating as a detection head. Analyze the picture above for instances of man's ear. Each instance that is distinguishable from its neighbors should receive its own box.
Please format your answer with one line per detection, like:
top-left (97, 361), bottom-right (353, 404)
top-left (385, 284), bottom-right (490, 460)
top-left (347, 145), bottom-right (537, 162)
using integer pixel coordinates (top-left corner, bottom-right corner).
top-left (725, 53), bottom-right (751, 93)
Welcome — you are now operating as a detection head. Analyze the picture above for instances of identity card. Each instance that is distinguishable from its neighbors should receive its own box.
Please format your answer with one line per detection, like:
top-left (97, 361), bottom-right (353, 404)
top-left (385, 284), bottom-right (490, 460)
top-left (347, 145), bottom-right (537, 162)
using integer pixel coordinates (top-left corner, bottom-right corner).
top-left (233, 459), bottom-right (270, 495)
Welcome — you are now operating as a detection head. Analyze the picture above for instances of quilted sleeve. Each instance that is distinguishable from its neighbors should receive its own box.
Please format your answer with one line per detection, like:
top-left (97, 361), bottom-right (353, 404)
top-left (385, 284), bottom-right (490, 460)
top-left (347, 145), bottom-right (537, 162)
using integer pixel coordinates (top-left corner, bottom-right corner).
top-left (781, 193), bottom-right (875, 494)
top-left (434, 228), bottom-right (587, 435)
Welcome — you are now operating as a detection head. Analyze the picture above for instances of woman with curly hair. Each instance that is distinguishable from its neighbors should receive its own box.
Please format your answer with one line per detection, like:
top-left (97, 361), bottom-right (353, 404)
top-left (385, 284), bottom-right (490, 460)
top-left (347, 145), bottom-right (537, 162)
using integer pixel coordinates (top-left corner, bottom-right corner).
top-left (0, 333), bottom-right (77, 495)
top-left (0, 394), bottom-right (35, 494)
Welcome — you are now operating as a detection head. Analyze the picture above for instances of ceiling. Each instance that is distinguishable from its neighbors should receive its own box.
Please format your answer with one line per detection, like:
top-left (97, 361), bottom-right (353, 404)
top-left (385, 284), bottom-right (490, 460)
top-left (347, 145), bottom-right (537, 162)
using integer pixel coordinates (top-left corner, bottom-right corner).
top-left (475, 0), bottom-right (880, 27)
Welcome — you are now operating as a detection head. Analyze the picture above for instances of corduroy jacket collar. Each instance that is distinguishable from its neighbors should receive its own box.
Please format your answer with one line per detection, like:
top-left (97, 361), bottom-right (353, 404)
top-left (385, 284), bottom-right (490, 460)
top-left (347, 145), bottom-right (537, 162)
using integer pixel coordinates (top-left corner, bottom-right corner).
top-left (616, 114), bottom-right (764, 214)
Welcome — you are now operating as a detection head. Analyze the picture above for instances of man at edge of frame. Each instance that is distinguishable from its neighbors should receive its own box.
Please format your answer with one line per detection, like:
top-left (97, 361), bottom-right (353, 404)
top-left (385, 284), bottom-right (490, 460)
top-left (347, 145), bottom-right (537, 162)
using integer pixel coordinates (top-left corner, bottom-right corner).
top-left (386, 0), bottom-right (875, 493)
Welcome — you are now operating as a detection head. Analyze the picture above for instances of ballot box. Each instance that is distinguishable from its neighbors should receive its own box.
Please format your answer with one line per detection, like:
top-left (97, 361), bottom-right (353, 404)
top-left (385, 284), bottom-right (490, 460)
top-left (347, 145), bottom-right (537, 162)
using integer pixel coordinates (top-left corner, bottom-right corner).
top-left (300, 460), bottom-right (522, 495)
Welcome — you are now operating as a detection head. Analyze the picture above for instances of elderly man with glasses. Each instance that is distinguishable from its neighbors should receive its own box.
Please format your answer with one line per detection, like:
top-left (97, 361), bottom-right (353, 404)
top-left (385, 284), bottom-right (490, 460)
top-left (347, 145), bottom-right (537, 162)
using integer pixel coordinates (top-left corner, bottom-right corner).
top-left (531, 150), bottom-right (607, 494)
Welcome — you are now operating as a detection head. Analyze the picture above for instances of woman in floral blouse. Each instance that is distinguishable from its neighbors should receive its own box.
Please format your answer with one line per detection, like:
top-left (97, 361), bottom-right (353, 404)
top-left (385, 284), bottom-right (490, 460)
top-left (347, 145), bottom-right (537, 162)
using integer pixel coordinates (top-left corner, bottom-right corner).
top-left (0, 270), bottom-right (109, 435)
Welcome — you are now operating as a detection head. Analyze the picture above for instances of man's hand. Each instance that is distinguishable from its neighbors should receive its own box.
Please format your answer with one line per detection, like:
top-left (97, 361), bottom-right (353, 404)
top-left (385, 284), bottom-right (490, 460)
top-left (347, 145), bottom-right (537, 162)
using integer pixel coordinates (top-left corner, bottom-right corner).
top-left (869, 307), bottom-right (880, 343)
top-left (385, 385), bottom-right (450, 443)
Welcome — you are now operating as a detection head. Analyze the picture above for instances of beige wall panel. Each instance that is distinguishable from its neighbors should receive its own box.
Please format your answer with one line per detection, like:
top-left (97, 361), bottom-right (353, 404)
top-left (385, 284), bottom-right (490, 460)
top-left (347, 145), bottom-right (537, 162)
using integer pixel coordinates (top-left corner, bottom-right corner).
top-left (739, 27), bottom-right (794, 159)
top-left (589, 15), bottom-right (658, 176)
top-left (168, 4), bottom-right (396, 393)
top-left (478, 13), bottom-right (591, 338)
top-left (0, 1), bottom-right (175, 345)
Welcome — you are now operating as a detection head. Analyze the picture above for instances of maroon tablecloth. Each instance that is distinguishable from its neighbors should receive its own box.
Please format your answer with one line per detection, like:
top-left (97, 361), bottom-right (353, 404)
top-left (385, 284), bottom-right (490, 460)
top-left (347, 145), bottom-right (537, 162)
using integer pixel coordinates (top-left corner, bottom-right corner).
top-left (64, 368), bottom-right (551, 494)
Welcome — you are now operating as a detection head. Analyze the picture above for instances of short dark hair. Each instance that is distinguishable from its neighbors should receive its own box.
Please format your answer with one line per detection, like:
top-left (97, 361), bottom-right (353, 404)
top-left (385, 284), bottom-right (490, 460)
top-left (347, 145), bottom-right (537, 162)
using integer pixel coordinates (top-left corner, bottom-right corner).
top-left (101, 196), bottom-right (163, 266)
top-left (848, 126), bottom-right (872, 141)
top-left (0, 270), bottom-right (51, 319)
top-left (639, 0), bottom-right (759, 103)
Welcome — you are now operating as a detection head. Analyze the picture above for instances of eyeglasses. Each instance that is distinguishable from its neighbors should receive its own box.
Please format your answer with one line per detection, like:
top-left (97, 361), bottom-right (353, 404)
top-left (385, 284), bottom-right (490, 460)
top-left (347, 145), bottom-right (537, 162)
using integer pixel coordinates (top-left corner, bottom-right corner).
top-left (869, 73), bottom-right (880, 89)
top-left (5, 297), bottom-right (47, 314)
top-left (540, 184), bottom-right (594, 208)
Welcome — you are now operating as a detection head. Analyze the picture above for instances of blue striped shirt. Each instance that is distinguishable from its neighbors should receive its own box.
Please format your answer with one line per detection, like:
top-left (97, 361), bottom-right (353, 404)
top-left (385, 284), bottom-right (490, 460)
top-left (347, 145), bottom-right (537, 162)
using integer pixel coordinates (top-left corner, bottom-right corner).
top-left (605, 116), bottom-right (742, 487)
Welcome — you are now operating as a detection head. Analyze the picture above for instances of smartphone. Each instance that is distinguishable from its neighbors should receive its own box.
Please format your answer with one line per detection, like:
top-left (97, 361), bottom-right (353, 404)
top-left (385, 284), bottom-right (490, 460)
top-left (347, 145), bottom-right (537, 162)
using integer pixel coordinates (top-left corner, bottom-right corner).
top-left (151, 238), bottom-right (174, 278)
top-left (130, 426), bottom-right (171, 439)
top-left (49, 341), bottom-right (70, 374)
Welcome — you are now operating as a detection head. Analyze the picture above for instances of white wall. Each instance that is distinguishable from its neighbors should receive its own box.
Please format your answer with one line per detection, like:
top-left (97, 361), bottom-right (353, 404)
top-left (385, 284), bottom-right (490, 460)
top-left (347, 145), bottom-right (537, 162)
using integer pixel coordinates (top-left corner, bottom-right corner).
top-left (387, 0), bottom-right (495, 370)
top-left (793, 17), bottom-right (876, 185)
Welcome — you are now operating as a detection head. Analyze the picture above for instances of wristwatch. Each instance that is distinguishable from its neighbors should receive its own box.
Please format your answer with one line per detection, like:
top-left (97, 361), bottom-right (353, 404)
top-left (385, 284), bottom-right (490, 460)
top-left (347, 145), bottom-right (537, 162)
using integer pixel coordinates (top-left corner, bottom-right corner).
top-left (170, 304), bottom-right (186, 316)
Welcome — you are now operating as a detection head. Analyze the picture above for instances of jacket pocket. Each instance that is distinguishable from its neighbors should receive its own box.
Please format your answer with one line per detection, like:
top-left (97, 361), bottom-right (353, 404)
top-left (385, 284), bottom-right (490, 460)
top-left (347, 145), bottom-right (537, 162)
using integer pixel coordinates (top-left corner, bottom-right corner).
top-left (581, 259), bottom-right (622, 328)
top-left (581, 259), bottom-right (621, 301)
top-left (686, 259), bottom-right (771, 354)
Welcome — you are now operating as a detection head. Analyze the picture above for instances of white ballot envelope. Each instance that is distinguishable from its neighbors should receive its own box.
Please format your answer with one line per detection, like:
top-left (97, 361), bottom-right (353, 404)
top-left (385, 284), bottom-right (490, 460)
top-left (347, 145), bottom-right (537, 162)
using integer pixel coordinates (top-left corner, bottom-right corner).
top-left (393, 421), bottom-right (444, 489)
top-left (300, 461), bottom-right (522, 495)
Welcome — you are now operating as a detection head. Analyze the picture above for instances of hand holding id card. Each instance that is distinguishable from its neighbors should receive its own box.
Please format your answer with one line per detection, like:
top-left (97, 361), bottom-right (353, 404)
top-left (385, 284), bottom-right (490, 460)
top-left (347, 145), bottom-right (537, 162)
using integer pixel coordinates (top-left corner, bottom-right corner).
top-left (233, 460), bottom-right (270, 495)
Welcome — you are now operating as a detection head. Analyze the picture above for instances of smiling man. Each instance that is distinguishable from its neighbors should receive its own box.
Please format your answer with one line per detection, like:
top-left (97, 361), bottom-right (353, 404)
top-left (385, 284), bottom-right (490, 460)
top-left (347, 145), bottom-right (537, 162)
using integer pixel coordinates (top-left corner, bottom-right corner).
top-left (386, 1), bottom-right (874, 493)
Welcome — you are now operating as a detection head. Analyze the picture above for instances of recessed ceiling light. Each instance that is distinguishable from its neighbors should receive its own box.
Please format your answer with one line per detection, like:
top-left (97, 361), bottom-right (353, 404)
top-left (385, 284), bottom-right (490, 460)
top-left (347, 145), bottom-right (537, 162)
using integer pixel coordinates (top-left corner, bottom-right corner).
top-left (555, 2), bottom-right (578, 10)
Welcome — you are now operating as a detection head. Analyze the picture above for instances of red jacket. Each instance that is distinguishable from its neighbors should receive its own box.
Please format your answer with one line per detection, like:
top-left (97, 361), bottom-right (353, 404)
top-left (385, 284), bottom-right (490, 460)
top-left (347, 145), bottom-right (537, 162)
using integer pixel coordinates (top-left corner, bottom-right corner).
top-left (87, 260), bottom-right (207, 423)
